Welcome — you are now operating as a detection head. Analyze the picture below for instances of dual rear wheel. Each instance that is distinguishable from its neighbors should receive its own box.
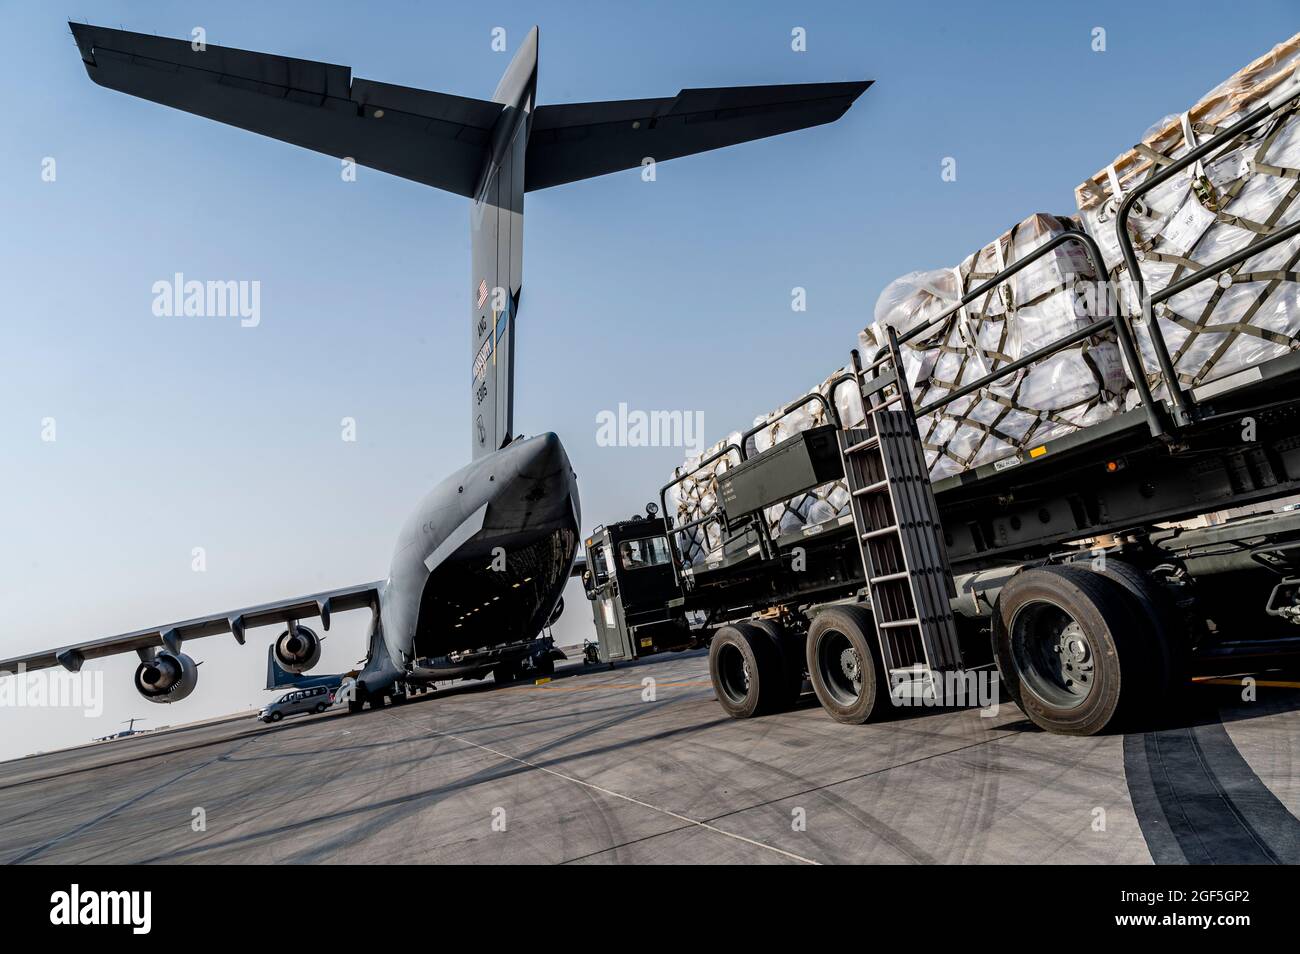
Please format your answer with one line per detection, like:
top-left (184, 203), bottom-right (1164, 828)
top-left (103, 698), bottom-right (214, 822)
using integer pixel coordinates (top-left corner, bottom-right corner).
top-left (707, 561), bottom-right (1178, 737)
top-left (707, 606), bottom-right (889, 724)
top-left (805, 606), bottom-right (889, 724)
top-left (708, 620), bottom-right (800, 718)
top-left (992, 563), bottom-right (1179, 735)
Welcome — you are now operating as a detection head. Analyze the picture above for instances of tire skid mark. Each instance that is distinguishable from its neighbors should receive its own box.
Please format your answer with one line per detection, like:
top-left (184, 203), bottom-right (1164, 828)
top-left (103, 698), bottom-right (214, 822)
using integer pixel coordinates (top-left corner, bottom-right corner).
top-left (413, 721), bottom-right (819, 864)
top-left (1125, 709), bottom-right (1300, 865)
top-left (6, 736), bottom-right (256, 864)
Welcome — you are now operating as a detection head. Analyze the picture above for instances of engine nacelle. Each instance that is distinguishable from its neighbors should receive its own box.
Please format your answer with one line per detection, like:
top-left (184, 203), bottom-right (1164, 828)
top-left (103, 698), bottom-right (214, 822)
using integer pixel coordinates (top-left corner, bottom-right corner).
top-left (274, 625), bottom-right (322, 674)
top-left (134, 651), bottom-right (199, 704)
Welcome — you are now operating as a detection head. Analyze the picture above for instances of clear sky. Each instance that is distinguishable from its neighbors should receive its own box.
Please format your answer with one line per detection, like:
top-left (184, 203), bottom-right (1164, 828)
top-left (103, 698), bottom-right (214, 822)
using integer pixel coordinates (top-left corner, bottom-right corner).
top-left (1, 0), bottom-right (1294, 759)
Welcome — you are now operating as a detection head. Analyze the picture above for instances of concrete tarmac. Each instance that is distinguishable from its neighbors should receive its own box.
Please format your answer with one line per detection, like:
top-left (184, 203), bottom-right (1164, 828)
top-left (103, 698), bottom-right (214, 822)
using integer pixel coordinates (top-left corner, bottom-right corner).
top-left (2, 650), bottom-right (1298, 864)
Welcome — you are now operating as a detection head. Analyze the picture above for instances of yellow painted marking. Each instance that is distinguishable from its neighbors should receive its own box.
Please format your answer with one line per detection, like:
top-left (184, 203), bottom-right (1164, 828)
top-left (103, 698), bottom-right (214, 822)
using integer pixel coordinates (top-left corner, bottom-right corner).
top-left (1029, 445), bottom-right (1047, 459)
top-left (500, 680), bottom-right (712, 693)
top-left (534, 677), bottom-right (552, 685)
top-left (1193, 676), bottom-right (1300, 689)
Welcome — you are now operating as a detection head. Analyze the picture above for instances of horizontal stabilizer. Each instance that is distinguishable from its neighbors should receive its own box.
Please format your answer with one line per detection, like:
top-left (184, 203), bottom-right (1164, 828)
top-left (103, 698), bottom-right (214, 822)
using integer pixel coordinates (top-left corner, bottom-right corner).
top-left (524, 80), bottom-right (870, 190)
top-left (69, 23), bottom-right (501, 197)
top-left (265, 645), bottom-right (346, 691)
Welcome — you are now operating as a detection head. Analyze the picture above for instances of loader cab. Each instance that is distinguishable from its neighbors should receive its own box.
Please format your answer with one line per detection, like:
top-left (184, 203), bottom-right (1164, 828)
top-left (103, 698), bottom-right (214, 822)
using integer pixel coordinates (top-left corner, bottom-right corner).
top-left (583, 510), bottom-right (690, 664)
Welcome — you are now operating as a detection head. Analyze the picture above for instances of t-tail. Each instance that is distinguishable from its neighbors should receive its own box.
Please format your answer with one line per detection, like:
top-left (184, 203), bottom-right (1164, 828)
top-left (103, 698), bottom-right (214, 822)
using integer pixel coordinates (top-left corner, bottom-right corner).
top-left (265, 645), bottom-right (346, 692)
top-left (68, 21), bottom-right (870, 457)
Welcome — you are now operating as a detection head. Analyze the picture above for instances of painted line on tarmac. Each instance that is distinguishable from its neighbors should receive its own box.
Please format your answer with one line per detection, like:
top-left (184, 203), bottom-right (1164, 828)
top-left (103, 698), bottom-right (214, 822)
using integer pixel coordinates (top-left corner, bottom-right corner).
top-left (427, 725), bottom-right (820, 864)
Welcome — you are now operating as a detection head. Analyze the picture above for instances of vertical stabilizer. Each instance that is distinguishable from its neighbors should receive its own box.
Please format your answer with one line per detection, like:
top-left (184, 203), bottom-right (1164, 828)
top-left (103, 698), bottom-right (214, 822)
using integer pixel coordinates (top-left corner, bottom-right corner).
top-left (470, 27), bottom-right (537, 457)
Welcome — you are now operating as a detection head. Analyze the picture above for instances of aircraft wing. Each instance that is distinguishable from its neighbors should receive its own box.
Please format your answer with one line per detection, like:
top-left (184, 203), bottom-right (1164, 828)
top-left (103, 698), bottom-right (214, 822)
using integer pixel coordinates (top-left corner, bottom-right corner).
top-left (68, 23), bottom-right (502, 197)
top-left (524, 81), bottom-right (871, 191)
top-left (0, 582), bottom-right (384, 674)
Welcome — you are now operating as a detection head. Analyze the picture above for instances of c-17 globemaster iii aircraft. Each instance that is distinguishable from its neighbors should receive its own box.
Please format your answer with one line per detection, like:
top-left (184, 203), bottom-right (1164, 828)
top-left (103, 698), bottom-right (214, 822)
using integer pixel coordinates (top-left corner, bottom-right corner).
top-left (0, 23), bottom-right (867, 712)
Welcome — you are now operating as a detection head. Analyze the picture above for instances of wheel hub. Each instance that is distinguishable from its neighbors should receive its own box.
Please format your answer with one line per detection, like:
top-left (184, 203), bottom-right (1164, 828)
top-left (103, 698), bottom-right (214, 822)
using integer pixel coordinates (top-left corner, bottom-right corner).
top-left (1054, 622), bottom-right (1094, 690)
top-left (1012, 603), bottom-right (1097, 710)
top-left (839, 647), bottom-right (861, 686)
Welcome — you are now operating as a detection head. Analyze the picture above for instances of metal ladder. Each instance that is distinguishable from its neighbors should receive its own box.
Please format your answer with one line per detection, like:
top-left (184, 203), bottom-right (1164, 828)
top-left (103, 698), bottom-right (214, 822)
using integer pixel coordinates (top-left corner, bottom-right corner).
top-left (840, 338), bottom-right (960, 703)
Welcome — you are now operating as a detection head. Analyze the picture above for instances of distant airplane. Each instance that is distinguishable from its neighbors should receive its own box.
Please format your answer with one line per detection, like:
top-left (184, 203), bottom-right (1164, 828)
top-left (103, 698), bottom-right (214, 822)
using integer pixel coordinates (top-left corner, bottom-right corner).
top-left (0, 23), bottom-right (868, 712)
top-left (94, 717), bottom-right (147, 742)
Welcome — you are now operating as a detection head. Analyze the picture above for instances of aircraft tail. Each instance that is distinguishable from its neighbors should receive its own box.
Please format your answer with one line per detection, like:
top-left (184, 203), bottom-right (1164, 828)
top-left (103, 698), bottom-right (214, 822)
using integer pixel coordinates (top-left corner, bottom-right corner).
top-left (469, 28), bottom-right (536, 458)
top-left (69, 22), bottom-right (869, 458)
top-left (467, 30), bottom-right (869, 457)
top-left (264, 645), bottom-right (345, 691)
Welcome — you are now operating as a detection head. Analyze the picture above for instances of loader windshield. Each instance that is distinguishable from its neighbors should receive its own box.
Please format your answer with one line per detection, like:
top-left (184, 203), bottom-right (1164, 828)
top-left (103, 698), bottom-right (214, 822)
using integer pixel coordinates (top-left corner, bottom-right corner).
top-left (619, 536), bottom-right (671, 570)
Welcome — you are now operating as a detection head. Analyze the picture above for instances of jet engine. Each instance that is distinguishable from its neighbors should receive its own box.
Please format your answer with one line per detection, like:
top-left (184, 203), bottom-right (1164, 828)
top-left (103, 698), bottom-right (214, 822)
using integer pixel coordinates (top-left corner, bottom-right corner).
top-left (133, 651), bottom-right (199, 704)
top-left (274, 625), bottom-right (322, 674)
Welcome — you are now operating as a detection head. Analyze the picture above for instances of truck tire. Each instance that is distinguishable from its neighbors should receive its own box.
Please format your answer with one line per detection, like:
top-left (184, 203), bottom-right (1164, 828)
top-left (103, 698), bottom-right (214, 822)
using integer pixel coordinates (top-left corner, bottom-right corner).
top-left (748, 619), bottom-right (804, 710)
top-left (1092, 559), bottom-right (1185, 707)
top-left (806, 605), bottom-right (889, 725)
top-left (708, 622), bottom-right (785, 718)
top-left (494, 663), bottom-right (517, 685)
top-left (993, 566), bottom-right (1145, 736)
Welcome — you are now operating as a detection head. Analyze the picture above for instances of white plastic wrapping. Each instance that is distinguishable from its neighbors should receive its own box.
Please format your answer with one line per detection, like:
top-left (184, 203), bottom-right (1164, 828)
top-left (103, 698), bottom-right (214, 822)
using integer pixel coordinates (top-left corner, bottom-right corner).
top-left (667, 431), bottom-right (743, 567)
top-left (668, 370), bottom-right (868, 566)
top-left (867, 213), bottom-right (1127, 479)
top-left (1076, 34), bottom-right (1300, 395)
top-left (665, 37), bottom-right (1300, 562)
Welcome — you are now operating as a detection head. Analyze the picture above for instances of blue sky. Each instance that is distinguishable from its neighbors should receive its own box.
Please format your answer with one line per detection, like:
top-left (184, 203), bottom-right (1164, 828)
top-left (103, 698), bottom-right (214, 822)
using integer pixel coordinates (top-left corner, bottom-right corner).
top-left (1, 0), bottom-right (1294, 758)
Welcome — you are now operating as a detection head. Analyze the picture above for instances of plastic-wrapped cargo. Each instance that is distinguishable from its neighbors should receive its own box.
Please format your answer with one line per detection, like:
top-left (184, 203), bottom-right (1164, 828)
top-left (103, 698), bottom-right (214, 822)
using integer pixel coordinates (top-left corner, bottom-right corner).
top-left (665, 38), bottom-right (1300, 562)
top-left (1074, 34), bottom-right (1300, 397)
top-left (667, 430), bottom-right (743, 567)
top-left (744, 370), bottom-right (866, 539)
top-left (669, 213), bottom-right (1129, 555)
top-left (865, 212), bottom-right (1128, 480)
top-left (668, 371), bottom-right (867, 566)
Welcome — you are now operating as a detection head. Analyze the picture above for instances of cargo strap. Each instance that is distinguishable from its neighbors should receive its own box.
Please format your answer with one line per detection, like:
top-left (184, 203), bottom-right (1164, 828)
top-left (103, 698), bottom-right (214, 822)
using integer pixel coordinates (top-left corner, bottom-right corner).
top-left (896, 216), bottom-right (1121, 475)
top-left (1159, 108), bottom-right (1300, 388)
top-left (1103, 102), bottom-right (1300, 392)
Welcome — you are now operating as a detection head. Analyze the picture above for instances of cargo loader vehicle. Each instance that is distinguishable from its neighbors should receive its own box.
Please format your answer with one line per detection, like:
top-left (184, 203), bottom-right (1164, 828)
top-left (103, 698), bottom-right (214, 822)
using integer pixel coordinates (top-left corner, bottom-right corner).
top-left (583, 91), bottom-right (1300, 736)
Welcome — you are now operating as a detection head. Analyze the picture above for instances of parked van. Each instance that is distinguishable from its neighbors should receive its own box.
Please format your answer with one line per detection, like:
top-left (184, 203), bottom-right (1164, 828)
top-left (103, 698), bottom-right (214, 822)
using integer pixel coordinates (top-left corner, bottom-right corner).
top-left (259, 686), bottom-right (333, 723)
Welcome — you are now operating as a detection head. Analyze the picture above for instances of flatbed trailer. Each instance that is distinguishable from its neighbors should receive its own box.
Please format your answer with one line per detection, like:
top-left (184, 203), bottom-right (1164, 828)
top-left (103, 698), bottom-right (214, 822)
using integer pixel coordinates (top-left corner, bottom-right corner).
top-left (583, 89), bottom-right (1300, 735)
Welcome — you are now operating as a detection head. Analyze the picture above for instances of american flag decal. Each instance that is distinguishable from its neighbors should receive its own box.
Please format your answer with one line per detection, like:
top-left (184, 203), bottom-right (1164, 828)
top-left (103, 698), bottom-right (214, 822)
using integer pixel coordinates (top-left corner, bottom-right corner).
top-left (476, 279), bottom-right (489, 310)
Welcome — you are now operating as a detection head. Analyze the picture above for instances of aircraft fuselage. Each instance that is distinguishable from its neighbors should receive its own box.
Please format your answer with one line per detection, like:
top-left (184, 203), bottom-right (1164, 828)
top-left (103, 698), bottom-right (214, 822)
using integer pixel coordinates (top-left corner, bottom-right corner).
top-left (357, 432), bottom-right (579, 693)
